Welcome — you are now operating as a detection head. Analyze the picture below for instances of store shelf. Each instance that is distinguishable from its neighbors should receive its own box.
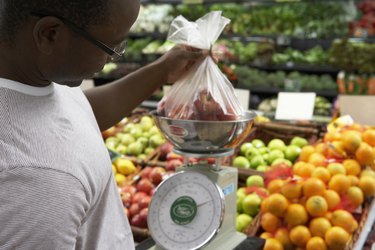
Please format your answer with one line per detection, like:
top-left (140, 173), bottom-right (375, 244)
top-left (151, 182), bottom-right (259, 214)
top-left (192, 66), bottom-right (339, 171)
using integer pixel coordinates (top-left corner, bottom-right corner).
top-left (140, 0), bottom-right (362, 5)
top-left (247, 63), bottom-right (339, 75)
top-left (246, 86), bottom-right (337, 97)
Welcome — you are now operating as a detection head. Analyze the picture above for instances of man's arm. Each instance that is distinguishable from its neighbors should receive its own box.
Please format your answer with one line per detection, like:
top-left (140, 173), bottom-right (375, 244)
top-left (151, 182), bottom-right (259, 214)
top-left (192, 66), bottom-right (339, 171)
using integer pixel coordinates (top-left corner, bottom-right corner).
top-left (84, 46), bottom-right (207, 131)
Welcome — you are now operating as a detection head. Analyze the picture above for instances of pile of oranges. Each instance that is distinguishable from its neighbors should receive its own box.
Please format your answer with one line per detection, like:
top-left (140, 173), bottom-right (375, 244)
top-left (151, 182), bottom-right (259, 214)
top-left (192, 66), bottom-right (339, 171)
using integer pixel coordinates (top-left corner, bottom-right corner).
top-left (260, 124), bottom-right (375, 250)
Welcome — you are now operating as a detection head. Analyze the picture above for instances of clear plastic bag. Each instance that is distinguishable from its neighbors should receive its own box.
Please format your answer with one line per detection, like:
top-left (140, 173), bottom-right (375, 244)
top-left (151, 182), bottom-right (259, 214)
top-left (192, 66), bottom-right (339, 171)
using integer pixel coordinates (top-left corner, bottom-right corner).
top-left (157, 11), bottom-right (244, 121)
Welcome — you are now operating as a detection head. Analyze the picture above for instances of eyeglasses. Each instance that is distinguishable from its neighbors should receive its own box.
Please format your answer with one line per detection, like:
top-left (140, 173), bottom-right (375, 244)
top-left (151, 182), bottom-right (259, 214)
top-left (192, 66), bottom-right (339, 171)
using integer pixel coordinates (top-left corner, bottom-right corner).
top-left (31, 12), bottom-right (127, 61)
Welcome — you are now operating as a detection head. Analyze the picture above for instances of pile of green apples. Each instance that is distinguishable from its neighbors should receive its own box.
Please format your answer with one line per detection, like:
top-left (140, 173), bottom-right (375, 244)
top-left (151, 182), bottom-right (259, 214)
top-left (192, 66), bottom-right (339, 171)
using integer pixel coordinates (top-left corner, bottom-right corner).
top-left (104, 116), bottom-right (166, 160)
top-left (232, 137), bottom-right (308, 171)
top-left (236, 175), bottom-right (266, 232)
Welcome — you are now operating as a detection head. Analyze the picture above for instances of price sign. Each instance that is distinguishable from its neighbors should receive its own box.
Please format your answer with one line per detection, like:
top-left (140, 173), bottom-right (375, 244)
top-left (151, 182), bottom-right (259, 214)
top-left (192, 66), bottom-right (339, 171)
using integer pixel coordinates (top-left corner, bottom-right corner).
top-left (275, 92), bottom-right (316, 120)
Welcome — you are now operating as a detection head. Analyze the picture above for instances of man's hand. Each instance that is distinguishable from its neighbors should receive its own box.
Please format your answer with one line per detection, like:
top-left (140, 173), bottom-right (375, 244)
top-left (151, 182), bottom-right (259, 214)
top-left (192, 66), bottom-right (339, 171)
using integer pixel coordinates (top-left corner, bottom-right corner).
top-left (155, 45), bottom-right (209, 84)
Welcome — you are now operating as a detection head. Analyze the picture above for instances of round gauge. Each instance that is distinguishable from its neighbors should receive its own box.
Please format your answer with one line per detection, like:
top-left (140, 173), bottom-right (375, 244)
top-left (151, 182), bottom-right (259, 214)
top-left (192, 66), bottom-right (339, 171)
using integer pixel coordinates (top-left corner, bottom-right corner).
top-left (148, 171), bottom-right (225, 250)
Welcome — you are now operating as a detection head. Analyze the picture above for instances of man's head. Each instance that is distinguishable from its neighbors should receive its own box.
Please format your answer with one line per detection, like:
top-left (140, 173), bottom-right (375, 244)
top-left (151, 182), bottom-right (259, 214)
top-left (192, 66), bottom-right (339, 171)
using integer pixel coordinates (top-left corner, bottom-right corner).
top-left (0, 0), bottom-right (140, 87)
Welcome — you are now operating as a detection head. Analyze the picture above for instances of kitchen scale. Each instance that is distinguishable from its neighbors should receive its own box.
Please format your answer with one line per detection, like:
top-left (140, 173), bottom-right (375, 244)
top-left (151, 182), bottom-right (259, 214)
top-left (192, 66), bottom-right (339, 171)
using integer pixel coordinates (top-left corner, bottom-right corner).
top-left (146, 110), bottom-right (256, 250)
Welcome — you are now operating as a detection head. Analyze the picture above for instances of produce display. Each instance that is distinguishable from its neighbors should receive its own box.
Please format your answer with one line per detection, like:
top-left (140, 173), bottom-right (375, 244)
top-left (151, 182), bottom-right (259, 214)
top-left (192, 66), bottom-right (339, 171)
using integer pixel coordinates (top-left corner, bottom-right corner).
top-left (349, 0), bottom-right (375, 37)
top-left (232, 117), bottom-right (375, 250)
top-left (103, 115), bottom-right (166, 160)
top-left (235, 67), bottom-right (337, 92)
top-left (232, 137), bottom-right (307, 172)
top-left (257, 96), bottom-right (333, 117)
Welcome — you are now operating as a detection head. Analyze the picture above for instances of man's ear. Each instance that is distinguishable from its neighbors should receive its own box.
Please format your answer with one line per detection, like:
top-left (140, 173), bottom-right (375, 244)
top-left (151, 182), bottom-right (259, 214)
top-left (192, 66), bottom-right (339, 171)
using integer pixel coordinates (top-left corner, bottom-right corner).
top-left (32, 17), bottom-right (65, 55)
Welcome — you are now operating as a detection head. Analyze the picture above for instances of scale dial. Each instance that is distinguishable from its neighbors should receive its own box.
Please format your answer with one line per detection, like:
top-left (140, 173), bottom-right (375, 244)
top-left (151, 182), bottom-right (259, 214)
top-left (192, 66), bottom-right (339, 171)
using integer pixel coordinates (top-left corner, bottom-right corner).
top-left (148, 171), bottom-right (225, 250)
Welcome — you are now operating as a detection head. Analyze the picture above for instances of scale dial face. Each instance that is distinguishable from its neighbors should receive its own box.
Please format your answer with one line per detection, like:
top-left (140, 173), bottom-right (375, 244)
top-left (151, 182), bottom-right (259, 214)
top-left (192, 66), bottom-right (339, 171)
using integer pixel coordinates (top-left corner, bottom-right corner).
top-left (148, 171), bottom-right (225, 250)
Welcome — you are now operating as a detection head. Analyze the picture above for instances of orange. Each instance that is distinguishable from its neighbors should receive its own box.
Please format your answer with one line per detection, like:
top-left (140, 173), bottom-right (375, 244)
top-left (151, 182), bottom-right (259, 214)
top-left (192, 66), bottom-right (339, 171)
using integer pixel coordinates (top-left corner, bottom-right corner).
top-left (299, 145), bottom-right (316, 162)
top-left (348, 123), bottom-right (364, 132)
top-left (341, 130), bottom-right (362, 154)
top-left (315, 142), bottom-right (327, 154)
top-left (358, 176), bottom-right (375, 197)
top-left (274, 228), bottom-right (293, 250)
top-left (328, 174), bottom-right (350, 195)
top-left (360, 168), bottom-right (375, 178)
top-left (309, 217), bottom-right (332, 238)
top-left (327, 162), bottom-right (346, 176)
top-left (355, 142), bottom-right (374, 166)
top-left (343, 159), bottom-right (361, 176)
top-left (324, 131), bottom-right (341, 142)
top-left (267, 179), bottom-right (285, 194)
top-left (362, 129), bottom-right (375, 146)
top-left (308, 152), bottom-right (327, 167)
top-left (263, 238), bottom-right (284, 250)
top-left (325, 211), bottom-right (333, 221)
top-left (323, 190), bottom-right (341, 211)
top-left (259, 232), bottom-right (273, 239)
top-left (348, 175), bottom-right (360, 186)
top-left (303, 178), bottom-right (326, 197)
top-left (295, 162), bottom-right (315, 178)
top-left (267, 193), bottom-right (289, 217)
top-left (261, 212), bottom-right (281, 233)
top-left (289, 225), bottom-right (311, 247)
top-left (306, 237), bottom-right (327, 250)
top-left (325, 226), bottom-right (350, 250)
top-left (281, 180), bottom-right (303, 199)
top-left (347, 186), bottom-right (364, 207)
top-left (312, 167), bottom-right (331, 183)
top-left (331, 210), bottom-right (356, 233)
top-left (305, 196), bottom-right (328, 217)
top-left (284, 204), bottom-right (308, 227)
top-left (261, 197), bottom-right (270, 213)
top-left (327, 141), bottom-right (346, 158)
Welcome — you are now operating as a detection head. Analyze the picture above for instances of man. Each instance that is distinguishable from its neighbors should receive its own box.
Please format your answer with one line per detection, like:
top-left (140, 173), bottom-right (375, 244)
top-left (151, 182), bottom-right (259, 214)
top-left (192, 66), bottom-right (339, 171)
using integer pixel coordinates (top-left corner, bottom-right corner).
top-left (0, 0), bottom-right (206, 249)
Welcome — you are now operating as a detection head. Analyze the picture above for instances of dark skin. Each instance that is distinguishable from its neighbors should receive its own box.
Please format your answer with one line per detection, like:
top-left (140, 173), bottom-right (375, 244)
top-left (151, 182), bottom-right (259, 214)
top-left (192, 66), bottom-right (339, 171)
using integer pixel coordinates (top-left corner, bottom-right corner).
top-left (0, 0), bottom-right (208, 130)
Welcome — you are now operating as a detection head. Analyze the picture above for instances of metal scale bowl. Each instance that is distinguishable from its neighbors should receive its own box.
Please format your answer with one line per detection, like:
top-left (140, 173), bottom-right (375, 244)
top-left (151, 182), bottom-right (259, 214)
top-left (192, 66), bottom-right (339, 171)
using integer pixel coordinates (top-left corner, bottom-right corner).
top-left (147, 110), bottom-right (257, 250)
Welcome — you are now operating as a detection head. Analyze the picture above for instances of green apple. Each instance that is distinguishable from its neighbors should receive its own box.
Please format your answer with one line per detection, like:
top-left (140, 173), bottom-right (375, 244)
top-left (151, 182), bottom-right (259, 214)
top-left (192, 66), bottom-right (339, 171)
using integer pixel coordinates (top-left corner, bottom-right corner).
top-left (149, 126), bottom-right (160, 136)
top-left (237, 187), bottom-right (247, 197)
top-left (250, 155), bottom-right (266, 169)
top-left (144, 147), bottom-right (155, 156)
top-left (130, 126), bottom-right (143, 139)
top-left (271, 158), bottom-right (292, 167)
top-left (290, 136), bottom-right (308, 148)
top-left (240, 143), bottom-right (253, 156)
top-left (268, 139), bottom-right (286, 152)
top-left (252, 139), bottom-right (265, 148)
top-left (137, 137), bottom-right (149, 147)
top-left (137, 154), bottom-right (147, 160)
top-left (123, 123), bottom-right (135, 133)
top-left (139, 116), bottom-right (154, 131)
top-left (105, 137), bottom-right (119, 151)
top-left (242, 193), bottom-right (261, 216)
top-left (127, 141), bottom-right (144, 156)
top-left (256, 165), bottom-right (268, 172)
top-left (245, 148), bottom-right (261, 160)
top-left (237, 192), bottom-right (246, 213)
top-left (236, 214), bottom-right (253, 232)
top-left (258, 147), bottom-right (269, 155)
top-left (262, 154), bottom-right (270, 165)
top-left (246, 175), bottom-right (264, 188)
top-left (142, 132), bottom-right (151, 138)
top-left (149, 134), bottom-right (165, 147)
top-left (115, 144), bottom-right (127, 155)
top-left (285, 145), bottom-right (302, 162)
top-left (232, 156), bottom-right (250, 168)
top-left (268, 149), bottom-right (285, 164)
top-left (119, 134), bottom-right (135, 146)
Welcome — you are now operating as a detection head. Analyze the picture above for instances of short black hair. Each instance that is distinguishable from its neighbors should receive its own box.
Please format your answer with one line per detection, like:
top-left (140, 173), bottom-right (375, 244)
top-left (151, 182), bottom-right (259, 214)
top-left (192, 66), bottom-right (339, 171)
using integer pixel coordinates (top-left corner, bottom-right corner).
top-left (0, 0), bottom-right (113, 42)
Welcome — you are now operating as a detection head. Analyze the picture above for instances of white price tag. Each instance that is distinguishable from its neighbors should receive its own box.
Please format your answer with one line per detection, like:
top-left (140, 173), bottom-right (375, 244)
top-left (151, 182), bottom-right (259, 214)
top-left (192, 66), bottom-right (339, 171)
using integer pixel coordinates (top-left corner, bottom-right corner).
top-left (275, 92), bottom-right (316, 120)
top-left (234, 88), bottom-right (250, 110)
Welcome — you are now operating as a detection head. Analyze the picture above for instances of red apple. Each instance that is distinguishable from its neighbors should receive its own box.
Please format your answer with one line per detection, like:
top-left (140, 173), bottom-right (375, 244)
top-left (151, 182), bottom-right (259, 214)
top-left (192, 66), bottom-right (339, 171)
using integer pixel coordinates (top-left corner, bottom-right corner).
top-left (140, 166), bottom-right (153, 179)
top-left (129, 203), bottom-right (141, 219)
top-left (139, 195), bottom-right (152, 209)
top-left (159, 143), bottom-right (173, 161)
top-left (121, 192), bottom-right (132, 208)
top-left (136, 179), bottom-right (154, 194)
top-left (121, 185), bottom-right (137, 197)
top-left (166, 159), bottom-right (183, 171)
top-left (149, 187), bottom-right (156, 196)
top-left (166, 152), bottom-right (183, 161)
top-left (149, 167), bottom-right (165, 186)
top-left (131, 214), bottom-right (147, 228)
top-left (139, 208), bottom-right (148, 224)
top-left (132, 192), bottom-right (147, 204)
